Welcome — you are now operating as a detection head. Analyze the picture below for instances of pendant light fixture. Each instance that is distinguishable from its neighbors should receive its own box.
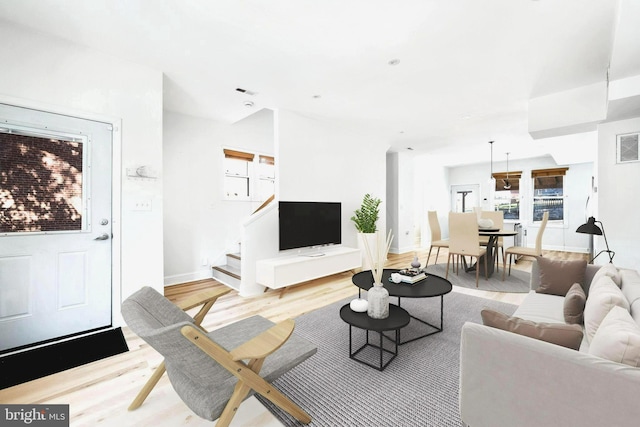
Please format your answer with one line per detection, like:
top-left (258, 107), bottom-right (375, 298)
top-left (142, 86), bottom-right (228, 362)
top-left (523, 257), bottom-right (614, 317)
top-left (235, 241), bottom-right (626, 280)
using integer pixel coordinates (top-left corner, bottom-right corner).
top-left (503, 152), bottom-right (512, 190)
top-left (489, 141), bottom-right (494, 179)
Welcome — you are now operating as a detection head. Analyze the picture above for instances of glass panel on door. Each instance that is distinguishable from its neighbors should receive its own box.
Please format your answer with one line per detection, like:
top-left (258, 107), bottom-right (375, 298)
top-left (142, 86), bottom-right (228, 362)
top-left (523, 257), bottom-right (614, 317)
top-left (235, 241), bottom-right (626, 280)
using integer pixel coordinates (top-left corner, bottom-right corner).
top-left (451, 184), bottom-right (479, 213)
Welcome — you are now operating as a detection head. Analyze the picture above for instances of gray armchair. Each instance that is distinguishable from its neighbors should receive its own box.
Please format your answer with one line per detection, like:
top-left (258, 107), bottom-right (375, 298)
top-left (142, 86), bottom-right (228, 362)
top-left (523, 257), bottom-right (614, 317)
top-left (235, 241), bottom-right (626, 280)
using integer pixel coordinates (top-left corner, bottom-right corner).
top-left (121, 286), bottom-right (317, 426)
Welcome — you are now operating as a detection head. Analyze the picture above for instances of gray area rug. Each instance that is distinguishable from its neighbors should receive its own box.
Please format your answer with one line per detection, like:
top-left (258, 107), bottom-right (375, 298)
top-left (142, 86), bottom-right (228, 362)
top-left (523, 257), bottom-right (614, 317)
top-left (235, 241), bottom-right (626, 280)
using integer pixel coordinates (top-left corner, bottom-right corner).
top-left (424, 262), bottom-right (530, 293)
top-left (257, 292), bottom-right (516, 426)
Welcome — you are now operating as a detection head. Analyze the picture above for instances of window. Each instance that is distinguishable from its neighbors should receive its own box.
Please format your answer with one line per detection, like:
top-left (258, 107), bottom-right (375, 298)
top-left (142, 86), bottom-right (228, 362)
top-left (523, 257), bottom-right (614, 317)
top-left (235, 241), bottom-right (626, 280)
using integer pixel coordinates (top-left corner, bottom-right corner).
top-left (1, 129), bottom-right (86, 233)
top-left (257, 155), bottom-right (275, 201)
top-left (532, 168), bottom-right (568, 222)
top-left (492, 171), bottom-right (522, 220)
top-left (223, 149), bottom-right (254, 200)
top-left (222, 148), bottom-right (275, 201)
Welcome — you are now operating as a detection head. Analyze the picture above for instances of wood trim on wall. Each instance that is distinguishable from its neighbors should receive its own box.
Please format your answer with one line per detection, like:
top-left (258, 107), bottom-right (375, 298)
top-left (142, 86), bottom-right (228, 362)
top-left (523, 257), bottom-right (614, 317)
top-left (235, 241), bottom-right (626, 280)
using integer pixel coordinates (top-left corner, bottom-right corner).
top-left (492, 171), bottom-right (522, 191)
top-left (531, 167), bottom-right (569, 177)
top-left (224, 149), bottom-right (255, 161)
top-left (491, 171), bottom-right (522, 181)
top-left (259, 155), bottom-right (275, 165)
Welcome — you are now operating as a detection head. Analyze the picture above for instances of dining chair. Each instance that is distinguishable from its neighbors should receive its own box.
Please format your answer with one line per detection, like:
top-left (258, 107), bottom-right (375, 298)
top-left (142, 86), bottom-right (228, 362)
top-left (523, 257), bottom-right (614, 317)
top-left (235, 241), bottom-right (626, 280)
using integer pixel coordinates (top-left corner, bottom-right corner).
top-left (447, 212), bottom-right (488, 287)
top-left (502, 210), bottom-right (549, 280)
top-left (426, 210), bottom-right (449, 266)
top-left (478, 210), bottom-right (504, 271)
top-left (122, 286), bottom-right (317, 427)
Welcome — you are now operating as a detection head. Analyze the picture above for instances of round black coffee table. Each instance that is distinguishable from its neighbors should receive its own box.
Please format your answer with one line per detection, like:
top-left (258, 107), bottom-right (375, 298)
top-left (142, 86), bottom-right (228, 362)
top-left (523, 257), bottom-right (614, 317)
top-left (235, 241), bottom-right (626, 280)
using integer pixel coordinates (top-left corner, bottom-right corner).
top-left (352, 269), bottom-right (452, 344)
top-left (339, 303), bottom-right (410, 371)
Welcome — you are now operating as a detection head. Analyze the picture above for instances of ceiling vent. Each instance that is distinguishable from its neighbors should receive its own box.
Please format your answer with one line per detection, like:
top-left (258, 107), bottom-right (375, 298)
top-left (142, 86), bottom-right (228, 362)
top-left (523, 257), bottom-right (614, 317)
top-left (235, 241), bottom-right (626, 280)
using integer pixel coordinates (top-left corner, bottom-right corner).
top-left (236, 88), bottom-right (257, 96)
top-left (617, 133), bottom-right (639, 163)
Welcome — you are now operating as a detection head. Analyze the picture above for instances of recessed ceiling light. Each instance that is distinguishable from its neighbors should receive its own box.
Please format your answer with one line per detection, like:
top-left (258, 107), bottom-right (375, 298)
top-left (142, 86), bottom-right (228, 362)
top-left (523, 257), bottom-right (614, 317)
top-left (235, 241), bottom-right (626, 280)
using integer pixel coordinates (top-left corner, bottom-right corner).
top-left (243, 101), bottom-right (254, 108)
top-left (312, 95), bottom-right (322, 99)
top-left (388, 59), bottom-right (400, 66)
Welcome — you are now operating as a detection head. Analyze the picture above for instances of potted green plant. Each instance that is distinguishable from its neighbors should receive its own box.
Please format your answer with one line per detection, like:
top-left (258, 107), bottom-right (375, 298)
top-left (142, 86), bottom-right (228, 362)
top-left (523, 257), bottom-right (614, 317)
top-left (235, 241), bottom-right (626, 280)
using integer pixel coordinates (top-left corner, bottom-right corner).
top-left (351, 194), bottom-right (381, 233)
top-left (352, 194), bottom-right (382, 271)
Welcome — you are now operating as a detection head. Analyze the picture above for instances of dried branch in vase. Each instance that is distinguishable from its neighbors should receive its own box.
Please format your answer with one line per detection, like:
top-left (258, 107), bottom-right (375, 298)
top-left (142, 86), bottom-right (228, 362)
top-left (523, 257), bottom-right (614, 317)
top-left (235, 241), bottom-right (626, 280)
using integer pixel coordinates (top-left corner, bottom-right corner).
top-left (362, 229), bottom-right (394, 285)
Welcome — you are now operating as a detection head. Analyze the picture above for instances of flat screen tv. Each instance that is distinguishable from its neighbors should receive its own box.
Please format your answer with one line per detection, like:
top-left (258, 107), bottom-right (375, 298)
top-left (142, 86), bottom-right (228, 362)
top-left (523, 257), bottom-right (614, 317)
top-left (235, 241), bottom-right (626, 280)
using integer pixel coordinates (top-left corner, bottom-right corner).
top-left (279, 201), bottom-right (341, 251)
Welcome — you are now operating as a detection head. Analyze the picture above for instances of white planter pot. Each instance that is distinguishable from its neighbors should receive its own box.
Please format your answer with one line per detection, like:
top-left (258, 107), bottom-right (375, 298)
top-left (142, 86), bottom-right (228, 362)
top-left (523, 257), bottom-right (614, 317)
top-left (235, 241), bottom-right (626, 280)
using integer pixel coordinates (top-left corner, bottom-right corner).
top-left (357, 232), bottom-right (387, 271)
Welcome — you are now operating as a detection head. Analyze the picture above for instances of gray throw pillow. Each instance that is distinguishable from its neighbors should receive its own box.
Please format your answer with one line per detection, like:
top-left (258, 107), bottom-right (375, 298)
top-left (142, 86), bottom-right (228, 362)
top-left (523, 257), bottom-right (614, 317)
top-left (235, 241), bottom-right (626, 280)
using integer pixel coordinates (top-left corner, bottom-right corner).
top-left (481, 309), bottom-right (584, 350)
top-left (564, 283), bottom-right (587, 324)
top-left (535, 256), bottom-right (587, 297)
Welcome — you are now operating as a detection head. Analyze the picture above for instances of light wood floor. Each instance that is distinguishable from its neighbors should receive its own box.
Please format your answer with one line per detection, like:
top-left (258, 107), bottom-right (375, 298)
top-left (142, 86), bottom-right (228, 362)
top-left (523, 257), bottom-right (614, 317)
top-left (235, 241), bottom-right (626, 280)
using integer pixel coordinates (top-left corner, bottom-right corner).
top-left (0, 249), bottom-right (587, 426)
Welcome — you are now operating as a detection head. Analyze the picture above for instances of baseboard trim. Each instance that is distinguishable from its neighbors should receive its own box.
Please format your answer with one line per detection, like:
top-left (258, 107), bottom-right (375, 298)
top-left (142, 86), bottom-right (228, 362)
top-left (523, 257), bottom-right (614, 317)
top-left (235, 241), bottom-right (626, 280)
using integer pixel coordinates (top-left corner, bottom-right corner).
top-left (164, 270), bottom-right (212, 286)
top-left (389, 245), bottom-right (419, 255)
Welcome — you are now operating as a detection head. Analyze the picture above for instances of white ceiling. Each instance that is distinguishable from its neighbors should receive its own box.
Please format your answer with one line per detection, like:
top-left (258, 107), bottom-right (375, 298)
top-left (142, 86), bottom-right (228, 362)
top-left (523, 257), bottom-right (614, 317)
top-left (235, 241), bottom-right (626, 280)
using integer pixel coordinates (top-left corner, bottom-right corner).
top-left (1, 0), bottom-right (638, 165)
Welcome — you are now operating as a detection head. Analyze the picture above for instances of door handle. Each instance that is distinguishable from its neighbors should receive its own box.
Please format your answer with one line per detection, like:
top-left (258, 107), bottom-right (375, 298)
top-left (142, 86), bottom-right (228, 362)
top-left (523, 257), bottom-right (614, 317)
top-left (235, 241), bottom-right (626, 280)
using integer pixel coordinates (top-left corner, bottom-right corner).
top-left (94, 233), bottom-right (110, 241)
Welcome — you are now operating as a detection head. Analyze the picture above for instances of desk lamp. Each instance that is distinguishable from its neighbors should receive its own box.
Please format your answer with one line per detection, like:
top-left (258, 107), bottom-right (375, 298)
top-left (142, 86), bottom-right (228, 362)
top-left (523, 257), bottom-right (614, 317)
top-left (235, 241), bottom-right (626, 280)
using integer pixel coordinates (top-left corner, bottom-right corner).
top-left (576, 216), bottom-right (615, 263)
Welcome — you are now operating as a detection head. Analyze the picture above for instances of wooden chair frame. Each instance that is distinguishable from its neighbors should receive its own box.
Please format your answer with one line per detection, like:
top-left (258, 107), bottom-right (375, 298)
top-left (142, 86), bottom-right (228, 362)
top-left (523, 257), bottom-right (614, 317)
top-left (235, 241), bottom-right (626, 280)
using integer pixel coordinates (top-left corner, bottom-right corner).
top-left (127, 287), bottom-right (231, 411)
top-left (181, 320), bottom-right (312, 427)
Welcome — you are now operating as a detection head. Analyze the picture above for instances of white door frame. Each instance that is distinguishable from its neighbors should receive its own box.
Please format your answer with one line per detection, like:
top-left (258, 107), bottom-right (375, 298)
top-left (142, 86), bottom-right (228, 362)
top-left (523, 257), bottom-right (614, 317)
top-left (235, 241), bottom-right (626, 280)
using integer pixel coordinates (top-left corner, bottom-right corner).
top-left (0, 94), bottom-right (122, 327)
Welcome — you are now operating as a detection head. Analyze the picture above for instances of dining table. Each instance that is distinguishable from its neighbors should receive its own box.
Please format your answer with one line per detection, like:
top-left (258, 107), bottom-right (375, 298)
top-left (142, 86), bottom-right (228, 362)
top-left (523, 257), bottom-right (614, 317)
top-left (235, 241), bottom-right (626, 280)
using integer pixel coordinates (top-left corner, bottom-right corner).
top-left (464, 228), bottom-right (518, 278)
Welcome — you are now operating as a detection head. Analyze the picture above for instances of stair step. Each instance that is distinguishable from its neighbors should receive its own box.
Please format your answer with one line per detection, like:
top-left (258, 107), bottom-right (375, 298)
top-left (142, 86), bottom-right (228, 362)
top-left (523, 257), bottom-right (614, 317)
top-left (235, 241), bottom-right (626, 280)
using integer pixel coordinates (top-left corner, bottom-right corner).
top-left (211, 264), bottom-right (242, 291)
top-left (226, 253), bottom-right (241, 269)
top-left (212, 264), bottom-right (241, 280)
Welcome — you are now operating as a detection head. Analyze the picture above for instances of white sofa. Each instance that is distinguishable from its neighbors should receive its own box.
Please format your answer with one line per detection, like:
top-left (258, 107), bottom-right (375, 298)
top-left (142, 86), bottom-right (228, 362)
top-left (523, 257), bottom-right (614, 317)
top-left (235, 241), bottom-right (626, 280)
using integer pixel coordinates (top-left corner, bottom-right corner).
top-left (459, 261), bottom-right (640, 427)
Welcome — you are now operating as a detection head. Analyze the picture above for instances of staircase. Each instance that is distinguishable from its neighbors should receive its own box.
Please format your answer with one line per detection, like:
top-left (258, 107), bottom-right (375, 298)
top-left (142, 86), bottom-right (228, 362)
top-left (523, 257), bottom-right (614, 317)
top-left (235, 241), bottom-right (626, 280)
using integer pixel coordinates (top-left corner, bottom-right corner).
top-left (212, 253), bottom-right (242, 290)
top-left (211, 195), bottom-right (276, 295)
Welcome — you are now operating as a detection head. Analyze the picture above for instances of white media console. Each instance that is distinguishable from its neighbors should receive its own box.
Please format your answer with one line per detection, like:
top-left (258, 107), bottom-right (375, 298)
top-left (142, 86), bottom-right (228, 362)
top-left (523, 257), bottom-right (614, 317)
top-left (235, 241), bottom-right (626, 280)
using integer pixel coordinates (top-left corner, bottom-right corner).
top-left (256, 246), bottom-right (361, 289)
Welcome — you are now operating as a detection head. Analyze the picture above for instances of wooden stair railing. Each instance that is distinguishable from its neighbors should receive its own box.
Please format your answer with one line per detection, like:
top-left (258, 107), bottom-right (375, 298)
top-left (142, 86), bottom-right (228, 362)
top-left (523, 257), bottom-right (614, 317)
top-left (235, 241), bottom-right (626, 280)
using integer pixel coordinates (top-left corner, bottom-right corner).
top-left (253, 194), bottom-right (275, 215)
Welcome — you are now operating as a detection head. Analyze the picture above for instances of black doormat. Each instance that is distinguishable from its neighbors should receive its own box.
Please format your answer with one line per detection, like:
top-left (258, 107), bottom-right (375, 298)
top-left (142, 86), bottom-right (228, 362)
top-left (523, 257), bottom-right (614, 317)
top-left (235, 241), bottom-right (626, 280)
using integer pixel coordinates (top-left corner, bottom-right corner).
top-left (0, 327), bottom-right (129, 389)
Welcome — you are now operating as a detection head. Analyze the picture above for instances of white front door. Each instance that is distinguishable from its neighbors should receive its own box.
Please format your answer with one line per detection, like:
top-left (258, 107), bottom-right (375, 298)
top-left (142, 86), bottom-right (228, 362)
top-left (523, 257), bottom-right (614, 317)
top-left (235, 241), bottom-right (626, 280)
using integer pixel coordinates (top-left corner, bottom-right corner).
top-left (0, 103), bottom-right (112, 353)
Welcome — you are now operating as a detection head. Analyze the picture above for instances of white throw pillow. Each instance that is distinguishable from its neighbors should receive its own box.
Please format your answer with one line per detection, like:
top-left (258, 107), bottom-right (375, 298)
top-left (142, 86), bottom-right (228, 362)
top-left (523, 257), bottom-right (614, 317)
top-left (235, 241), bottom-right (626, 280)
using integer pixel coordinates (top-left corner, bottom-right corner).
top-left (591, 264), bottom-right (621, 288)
top-left (589, 306), bottom-right (640, 367)
top-left (621, 269), bottom-right (640, 307)
top-left (583, 276), bottom-right (630, 342)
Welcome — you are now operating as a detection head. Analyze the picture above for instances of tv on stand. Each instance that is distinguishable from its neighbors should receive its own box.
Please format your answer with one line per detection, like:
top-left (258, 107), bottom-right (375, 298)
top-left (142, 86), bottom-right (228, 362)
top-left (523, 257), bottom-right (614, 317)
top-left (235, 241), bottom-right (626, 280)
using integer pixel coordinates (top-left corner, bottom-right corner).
top-left (278, 201), bottom-right (341, 255)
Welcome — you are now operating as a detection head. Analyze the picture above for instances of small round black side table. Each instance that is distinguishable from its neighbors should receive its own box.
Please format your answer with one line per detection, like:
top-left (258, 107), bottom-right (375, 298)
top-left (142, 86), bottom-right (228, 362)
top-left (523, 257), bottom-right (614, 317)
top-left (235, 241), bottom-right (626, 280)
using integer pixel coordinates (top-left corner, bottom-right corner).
top-left (352, 269), bottom-right (452, 344)
top-left (339, 303), bottom-right (410, 371)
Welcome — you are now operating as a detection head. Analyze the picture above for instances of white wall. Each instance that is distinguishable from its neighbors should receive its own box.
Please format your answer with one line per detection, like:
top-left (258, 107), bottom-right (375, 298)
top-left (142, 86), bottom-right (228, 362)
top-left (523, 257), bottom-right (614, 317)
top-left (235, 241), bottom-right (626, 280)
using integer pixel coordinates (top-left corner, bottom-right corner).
top-left (386, 153), bottom-right (400, 251)
top-left (163, 108), bottom-right (389, 290)
top-left (0, 22), bottom-right (163, 326)
top-left (163, 109), bottom-right (274, 285)
top-left (277, 110), bottom-right (389, 249)
top-left (387, 152), bottom-right (418, 254)
top-left (415, 156), bottom-right (450, 248)
top-left (597, 117), bottom-right (640, 270)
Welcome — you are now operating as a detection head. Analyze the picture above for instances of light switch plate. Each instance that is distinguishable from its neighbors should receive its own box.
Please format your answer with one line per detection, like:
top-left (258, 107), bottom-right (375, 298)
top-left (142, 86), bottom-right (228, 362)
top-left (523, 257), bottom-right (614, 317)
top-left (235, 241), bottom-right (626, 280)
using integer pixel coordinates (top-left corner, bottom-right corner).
top-left (133, 199), bottom-right (152, 211)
